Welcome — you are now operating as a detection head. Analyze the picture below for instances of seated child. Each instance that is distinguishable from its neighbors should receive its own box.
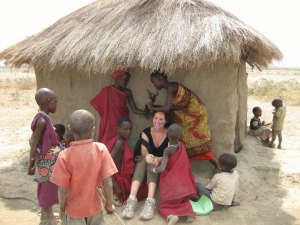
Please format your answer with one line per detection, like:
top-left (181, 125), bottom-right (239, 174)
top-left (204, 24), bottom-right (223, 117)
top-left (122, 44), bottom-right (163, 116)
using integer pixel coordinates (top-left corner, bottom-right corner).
top-left (106, 117), bottom-right (147, 206)
top-left (51, 109), bottom-right (118, 224)
top-left (54, 124), bottom-right (65, 142)
top-left (249, 106), bottom-right (272, 144)
top-left (154, 124), bottom-right (197, 225)
top-left (63, 129), bottom-right (75, 148)
top-left (196, 153), bottom-right (240, 209)
top-left (268, 98), bottom-right (286, 149)
top-left (54, 124), bottom-right (66, 150)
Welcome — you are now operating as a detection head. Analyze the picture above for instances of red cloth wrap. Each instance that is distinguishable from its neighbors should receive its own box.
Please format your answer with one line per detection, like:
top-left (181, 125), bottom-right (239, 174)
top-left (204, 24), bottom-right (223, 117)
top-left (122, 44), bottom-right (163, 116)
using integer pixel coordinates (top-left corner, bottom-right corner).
top-left (158, 143), bottom-right (197, 218)
top-left (106, 136), bottom-right (147, 202)
top-left (90, 86), bottom-right (129, 145)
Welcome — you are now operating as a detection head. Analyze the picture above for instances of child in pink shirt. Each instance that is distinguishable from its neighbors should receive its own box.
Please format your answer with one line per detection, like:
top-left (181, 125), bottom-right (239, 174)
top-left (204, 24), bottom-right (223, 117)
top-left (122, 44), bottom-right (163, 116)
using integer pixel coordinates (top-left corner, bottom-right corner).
top-left (51, 109), bottom-right (118, 225)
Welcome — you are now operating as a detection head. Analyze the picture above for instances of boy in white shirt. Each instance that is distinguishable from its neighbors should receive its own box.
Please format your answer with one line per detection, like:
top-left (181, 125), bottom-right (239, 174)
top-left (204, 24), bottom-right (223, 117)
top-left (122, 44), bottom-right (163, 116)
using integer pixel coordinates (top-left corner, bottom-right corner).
top-left (196, 153), bottom-right (240, 208)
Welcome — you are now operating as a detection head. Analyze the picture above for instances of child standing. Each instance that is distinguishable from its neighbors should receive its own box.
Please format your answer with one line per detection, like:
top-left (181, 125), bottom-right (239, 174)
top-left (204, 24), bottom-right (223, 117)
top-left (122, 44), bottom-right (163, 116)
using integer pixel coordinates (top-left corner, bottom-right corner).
top-left (28, 88), bottom-right (59, 225)
top-left (51, 109), bottom-right (118, 225)
top-left (90, 69), bottom-right (148, 145)
top-left (268, 98), bottom-right (286, 149)
top-left (196, 153), bottom-right (240, 209)
top-left (249, 107), bottom-right (272, 144)
top-left (154, 124), bottom-right (197, 225)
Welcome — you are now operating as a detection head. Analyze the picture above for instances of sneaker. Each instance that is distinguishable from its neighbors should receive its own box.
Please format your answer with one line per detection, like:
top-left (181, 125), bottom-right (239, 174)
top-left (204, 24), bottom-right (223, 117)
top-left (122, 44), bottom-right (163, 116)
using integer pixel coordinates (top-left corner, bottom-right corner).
top-left (140, 199), bottom-right (156, 220)
top-left (122, 197), bottom-right (138, 219)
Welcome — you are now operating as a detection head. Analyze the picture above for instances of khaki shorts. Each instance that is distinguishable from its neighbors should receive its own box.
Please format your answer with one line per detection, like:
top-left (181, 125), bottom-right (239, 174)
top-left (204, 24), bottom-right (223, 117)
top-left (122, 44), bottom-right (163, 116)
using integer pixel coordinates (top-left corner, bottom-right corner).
top-left (132, 159), bottom-right (159, 183)
top-left (272, 130), bottom-right (282, 135)
top-left (62, 210), bottom-right (104, 225)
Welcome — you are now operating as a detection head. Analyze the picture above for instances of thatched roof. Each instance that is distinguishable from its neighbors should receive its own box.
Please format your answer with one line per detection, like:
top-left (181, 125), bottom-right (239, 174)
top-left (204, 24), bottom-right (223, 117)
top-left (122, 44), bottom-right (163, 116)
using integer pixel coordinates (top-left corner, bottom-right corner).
top-left (0, 0), bottom-right (282, 74)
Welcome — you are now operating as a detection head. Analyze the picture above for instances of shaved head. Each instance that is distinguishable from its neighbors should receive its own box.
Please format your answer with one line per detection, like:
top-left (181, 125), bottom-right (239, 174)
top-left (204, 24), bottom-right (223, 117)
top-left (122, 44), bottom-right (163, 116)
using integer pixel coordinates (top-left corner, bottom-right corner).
top-left (70, 110), bottom-right (95, 136)
top-left (168, 123), bottom-right (182, 140)
top-left (35, 88), bottom-right (56, 107)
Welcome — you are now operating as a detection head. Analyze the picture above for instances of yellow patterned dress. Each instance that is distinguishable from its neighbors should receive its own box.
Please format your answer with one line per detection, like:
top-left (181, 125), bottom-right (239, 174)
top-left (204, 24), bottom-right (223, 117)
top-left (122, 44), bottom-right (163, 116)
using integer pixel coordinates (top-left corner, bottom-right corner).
top-left (171, 83), bottom-right (213, 158)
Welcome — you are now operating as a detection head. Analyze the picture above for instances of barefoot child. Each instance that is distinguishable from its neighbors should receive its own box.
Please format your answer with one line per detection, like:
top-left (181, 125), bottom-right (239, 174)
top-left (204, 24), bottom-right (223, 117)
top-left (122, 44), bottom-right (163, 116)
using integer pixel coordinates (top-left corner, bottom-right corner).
top-left (28, 88), bottom-right (60, 225)
top-left (196, 153), bottom-right (240, 209)
top-left (268, 98), bottom-right (286, 149)
top-left (106, 117), bottom-right (146, 205)
top-left (154, 124), bottom-right (197, 225)
top-left (51, 110), bottom-right (118, 224)
top-left (249, 106), bottom-right (272, 144)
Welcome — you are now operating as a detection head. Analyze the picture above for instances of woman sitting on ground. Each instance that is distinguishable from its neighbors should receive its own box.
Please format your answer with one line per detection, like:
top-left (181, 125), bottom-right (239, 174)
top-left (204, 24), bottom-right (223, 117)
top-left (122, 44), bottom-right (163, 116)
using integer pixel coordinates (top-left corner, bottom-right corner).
top-left (122, 111), bottom-right (169, 221)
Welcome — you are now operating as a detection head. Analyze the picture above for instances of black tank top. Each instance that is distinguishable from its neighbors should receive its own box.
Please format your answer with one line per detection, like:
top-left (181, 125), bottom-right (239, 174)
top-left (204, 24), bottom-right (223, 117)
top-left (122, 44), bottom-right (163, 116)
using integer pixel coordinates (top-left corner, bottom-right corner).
top-left (141, 127), bottom-right (168, 157)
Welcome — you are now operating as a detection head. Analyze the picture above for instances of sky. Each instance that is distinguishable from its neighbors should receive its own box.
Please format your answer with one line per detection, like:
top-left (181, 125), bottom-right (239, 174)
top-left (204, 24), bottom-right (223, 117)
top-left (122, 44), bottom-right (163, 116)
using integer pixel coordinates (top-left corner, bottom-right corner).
top-left (0, 0), bottom-right (299, 68)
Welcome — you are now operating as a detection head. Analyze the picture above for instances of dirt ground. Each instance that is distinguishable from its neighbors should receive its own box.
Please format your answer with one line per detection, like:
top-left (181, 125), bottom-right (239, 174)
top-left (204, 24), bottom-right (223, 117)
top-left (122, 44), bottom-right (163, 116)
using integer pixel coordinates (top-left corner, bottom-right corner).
top-left (0, 69), bottom-right (300, 225)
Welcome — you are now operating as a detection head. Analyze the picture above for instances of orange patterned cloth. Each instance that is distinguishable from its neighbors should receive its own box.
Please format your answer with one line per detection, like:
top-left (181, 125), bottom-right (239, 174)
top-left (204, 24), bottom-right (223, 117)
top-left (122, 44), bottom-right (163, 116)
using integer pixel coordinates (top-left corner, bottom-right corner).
top-left (171, 83), bottom-right (213, 157)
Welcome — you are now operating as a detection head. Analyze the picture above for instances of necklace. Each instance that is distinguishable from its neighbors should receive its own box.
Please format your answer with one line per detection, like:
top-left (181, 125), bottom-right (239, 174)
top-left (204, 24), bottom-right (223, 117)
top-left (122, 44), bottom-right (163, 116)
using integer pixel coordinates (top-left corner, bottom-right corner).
top-left (168, 142), bottom-right (180, 148)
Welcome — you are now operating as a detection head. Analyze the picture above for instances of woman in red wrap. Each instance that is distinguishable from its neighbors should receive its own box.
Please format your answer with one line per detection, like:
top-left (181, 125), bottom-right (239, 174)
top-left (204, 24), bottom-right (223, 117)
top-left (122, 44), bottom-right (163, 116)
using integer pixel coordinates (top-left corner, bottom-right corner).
top-left (91, 69), bottom-right (147, 145)
top-left (147, 69), bottom-right (218, 170)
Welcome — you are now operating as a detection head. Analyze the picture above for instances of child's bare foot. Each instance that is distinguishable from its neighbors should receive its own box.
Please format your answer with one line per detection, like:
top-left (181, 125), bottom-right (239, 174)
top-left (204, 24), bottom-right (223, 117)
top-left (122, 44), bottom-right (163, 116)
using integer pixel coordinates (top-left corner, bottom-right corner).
top-left (167, 215), bottom-right (179, 225)
top-left (39, 218), bottom-right (59, 225)
top-left (230, 200), bottom-right (240, 207)
top-left (261, 138), bottom-right (270, 145)
top-left (268, 143), bottom-right (275, 148)
top-left (113, 195), bottom-right (122, 206)
top-left (186, 216), bottom-right (195, 223)
top-left (278, 145), bottom-right (282, 149)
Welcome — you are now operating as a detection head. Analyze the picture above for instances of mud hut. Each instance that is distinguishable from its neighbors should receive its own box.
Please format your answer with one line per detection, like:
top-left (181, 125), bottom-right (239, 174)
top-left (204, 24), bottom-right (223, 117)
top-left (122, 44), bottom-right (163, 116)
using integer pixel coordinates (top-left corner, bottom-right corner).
top-left (0, 0), bottom-right (282, 153)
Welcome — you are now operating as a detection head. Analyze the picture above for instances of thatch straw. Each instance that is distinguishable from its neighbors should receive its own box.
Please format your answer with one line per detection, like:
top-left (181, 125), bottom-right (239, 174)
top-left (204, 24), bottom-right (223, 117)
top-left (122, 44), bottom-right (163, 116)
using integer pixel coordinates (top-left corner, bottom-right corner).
top-left (0, 0), bottom-right (282, 74)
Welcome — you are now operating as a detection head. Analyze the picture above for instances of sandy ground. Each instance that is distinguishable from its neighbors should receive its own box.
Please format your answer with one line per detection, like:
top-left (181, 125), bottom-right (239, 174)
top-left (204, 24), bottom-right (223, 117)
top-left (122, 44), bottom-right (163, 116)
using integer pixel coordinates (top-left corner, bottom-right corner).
top-left (0, 69), bottom-right (300, 225)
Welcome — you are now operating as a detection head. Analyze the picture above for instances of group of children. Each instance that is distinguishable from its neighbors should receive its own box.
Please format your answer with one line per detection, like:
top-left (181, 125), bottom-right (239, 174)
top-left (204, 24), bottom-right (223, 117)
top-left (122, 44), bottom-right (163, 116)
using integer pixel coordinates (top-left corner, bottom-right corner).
top-left (249, 97), bottom-right (286, 149)
top-left (29, 87), bottom-right (240, 225)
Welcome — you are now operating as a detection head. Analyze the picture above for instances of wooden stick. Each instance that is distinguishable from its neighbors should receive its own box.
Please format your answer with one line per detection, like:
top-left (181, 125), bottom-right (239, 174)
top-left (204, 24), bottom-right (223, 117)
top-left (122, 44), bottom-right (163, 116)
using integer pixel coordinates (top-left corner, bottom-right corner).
top-left (97, 187), bottom-right (126, 225)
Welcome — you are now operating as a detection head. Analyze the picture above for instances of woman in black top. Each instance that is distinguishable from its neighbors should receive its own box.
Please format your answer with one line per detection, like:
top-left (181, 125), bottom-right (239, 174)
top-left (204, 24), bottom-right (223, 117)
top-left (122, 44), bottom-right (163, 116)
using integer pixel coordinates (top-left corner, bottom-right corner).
top-left (122, 111), bottom-right (168, 220)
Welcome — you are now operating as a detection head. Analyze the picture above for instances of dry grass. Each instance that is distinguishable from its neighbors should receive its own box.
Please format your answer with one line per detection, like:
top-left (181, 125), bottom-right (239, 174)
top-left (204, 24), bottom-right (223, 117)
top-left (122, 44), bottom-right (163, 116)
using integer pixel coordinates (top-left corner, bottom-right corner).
top-left (0, 0), bottom-right (282, 74)
top-left (248, 79), bottom-right (300, 105)
top-left (0, 77), bottom-right (35, 90)
top-left (0, 74), bottom-right (36, 104)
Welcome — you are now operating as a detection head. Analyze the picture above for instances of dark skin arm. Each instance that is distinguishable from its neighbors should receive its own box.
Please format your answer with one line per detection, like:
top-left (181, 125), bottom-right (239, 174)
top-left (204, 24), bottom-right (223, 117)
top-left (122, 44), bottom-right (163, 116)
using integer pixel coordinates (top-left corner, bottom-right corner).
top-left (109, 139), bottom-right (124, 197)
top-left (153, 146), bottom-right (177, 173)
top-left (28, 117), bottom-right (46, 175)
top-left (147, 82), bottom-right (177, 112)
top-left (58, 187), bottom-right (69, 217)
top-left (125, 88), bottom-right (148, 115)
top-left (102, 177), bottom-right (115, 214)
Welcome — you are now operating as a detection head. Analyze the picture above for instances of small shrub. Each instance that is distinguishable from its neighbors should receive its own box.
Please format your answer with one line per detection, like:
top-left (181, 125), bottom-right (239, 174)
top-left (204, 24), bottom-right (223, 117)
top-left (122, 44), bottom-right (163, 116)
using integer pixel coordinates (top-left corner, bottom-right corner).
top-left (14, 77), bottom-right (36, 90)
top-left (10, 90), bottom-right (21, 101)
top-left (248, 79), bottom-right (300, 105)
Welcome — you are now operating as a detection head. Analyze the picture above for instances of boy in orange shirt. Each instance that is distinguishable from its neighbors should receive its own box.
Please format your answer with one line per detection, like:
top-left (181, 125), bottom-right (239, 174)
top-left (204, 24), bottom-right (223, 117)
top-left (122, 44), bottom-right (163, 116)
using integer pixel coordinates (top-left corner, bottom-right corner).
top-left (51, 109), bottom-right (118, 224)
